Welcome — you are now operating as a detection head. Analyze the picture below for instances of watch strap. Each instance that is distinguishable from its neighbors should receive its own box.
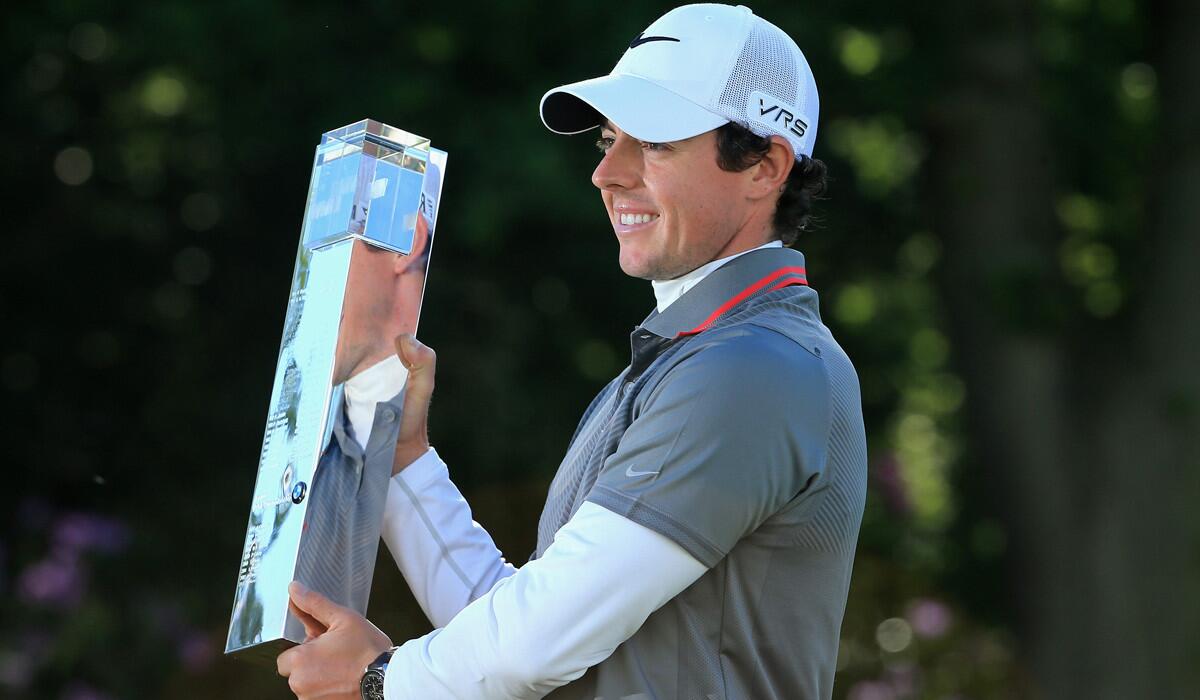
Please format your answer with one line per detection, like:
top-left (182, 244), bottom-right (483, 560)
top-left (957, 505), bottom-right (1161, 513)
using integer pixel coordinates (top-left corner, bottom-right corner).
top-left (360, 647), bottom-right (395, 700)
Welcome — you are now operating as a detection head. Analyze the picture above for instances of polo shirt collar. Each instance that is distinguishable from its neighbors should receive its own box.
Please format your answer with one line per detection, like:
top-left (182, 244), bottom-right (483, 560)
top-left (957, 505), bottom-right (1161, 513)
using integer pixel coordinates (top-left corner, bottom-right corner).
top-left (641, 247), bottom-right (809, 339)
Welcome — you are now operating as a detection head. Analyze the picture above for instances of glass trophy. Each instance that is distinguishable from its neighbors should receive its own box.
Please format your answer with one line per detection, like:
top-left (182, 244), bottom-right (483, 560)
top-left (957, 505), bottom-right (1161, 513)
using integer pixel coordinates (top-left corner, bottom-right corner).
top-left (225, 119), bottom-right (447, 665)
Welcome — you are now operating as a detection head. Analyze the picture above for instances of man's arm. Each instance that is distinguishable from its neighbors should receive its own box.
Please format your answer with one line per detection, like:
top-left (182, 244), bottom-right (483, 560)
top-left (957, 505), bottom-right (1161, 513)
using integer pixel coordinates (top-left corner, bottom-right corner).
top-left (381, 447), bottom-right (516, 628)
top-left (385, 501), bottom-right (706, 698)
top-left (381, 335), bottom-right (516, 627)
top-left (278, 502), bottom-right (706, 699)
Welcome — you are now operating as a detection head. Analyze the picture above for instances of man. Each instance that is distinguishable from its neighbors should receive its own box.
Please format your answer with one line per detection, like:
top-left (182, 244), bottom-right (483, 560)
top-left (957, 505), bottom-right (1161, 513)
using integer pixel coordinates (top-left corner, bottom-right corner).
top-left (277, 4), bottom-right (867, 699)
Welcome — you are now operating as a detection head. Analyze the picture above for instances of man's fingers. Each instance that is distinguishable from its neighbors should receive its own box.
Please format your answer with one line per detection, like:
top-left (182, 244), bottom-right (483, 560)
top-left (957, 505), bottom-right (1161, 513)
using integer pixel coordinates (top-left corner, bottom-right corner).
top-left (395, 334), bottom-right (436, 404)
top-left (394, 333), bottom-right (436, 378)
top-left (289, 598), bottom-right (328, 641)
top-left (393, 334), bottom-right (436, 473)
top-left (277, 645), bottom-right (298, 677)
top-left (288, 581), bottom-right (344, 628)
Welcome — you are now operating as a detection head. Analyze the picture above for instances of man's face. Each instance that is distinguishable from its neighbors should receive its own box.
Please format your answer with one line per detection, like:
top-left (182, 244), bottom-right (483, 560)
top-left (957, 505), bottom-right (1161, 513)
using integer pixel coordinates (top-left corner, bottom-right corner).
top-left (592, 121), bottom-right (761, 281)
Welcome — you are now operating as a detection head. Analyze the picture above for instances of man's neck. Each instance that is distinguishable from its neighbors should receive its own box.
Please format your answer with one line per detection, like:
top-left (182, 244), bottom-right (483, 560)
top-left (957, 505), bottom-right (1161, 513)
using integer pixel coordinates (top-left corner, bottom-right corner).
top-left (651, 240), bottom-right (783, 313)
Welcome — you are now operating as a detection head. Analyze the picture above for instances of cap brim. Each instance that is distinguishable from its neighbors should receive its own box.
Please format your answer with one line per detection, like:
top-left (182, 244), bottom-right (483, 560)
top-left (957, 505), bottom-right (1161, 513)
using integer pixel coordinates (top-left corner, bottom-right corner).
top-left (540, 74), bottom-right (728, 143)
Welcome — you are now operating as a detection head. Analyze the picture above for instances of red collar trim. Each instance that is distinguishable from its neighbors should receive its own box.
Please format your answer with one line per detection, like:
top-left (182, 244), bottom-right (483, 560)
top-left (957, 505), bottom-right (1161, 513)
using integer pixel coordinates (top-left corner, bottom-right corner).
top-left (676, 266), bottom-right (808, 337)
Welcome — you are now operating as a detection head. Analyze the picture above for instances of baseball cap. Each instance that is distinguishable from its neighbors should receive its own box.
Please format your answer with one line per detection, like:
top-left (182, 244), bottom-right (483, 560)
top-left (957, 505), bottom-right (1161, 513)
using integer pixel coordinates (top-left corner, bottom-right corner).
top-left (539, 4), bottom-right (819, 159)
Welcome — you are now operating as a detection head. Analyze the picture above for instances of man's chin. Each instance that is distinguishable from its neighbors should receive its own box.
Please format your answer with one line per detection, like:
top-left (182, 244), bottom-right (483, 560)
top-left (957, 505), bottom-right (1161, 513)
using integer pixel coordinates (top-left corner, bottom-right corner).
top-left (618, 251), bottom-right (668, 281)
top-left (620, 255), bottom-right (696, 282)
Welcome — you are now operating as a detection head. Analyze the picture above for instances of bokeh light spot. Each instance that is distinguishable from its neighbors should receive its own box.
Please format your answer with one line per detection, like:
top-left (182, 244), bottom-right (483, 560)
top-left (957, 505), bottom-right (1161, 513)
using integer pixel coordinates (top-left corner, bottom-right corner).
top-left (69, 22), bottom-right (109, 61)
top-left (54, 147), bottom-right (94, 186)
top-left (835, 284), bottom-right (877, 326)
top-left (1120, 62), bottom-right (1157, 100)
top-left (895, 412), bottom-right (954, 527)
top-left (909, 328), bottom-right (949, 369)
top-left (141, 73), bottom-right (188, 116)
top-left (1056, 194), bottom-right (1102, 234)
top-left (828, 118), bottom-right (922, 198)
top-left (838, 28), bottom-right (883, 76)
top-left (875, 617), bottom-right (914, 653)
top-left (1061, 241), bottom-right (1116, 285)
top-left (898, 233), bottom-right (940, 277)
top-left (906, 598), bottom-right (953, 638)
top-left (1118, 63), bottom-right (1157, 123)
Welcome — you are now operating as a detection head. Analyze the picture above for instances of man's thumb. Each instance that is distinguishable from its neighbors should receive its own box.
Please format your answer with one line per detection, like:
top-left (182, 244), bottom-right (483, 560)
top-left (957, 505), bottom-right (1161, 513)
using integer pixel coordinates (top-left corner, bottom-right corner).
top-left (289, 581), bottom-right (341, 626)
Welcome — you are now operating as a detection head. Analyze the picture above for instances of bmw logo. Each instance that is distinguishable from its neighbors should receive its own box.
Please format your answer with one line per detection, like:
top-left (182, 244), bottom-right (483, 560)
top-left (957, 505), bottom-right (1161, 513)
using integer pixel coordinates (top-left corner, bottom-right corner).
top-left (291, 481), bottom-right (308, 504)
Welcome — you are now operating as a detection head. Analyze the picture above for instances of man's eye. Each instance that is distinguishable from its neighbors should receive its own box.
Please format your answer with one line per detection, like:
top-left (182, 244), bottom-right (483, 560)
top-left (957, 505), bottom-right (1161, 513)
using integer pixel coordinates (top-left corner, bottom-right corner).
top-left (595, 137), bottom-right (615, 153)
top-left (640, 141), bottom-right (669, 152)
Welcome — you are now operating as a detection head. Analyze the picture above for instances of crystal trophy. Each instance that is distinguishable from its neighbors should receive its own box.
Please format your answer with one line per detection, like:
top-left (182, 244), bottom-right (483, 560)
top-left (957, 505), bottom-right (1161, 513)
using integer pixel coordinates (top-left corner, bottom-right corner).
top-left (225, 120), bottom-right (447, 665)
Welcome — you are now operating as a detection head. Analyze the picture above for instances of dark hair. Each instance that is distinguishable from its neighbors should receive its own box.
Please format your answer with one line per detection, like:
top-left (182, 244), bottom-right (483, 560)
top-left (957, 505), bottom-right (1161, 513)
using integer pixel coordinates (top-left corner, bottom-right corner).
top-left (713, 122), bottom-right (827, 246)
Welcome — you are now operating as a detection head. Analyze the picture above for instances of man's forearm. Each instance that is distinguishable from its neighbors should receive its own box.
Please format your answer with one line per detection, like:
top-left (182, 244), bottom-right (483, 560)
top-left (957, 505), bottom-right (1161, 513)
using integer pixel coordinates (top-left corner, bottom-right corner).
top-left (383, 502), bottom-right (707, 699)
top-left (382, 447), bottom-right (516, 628)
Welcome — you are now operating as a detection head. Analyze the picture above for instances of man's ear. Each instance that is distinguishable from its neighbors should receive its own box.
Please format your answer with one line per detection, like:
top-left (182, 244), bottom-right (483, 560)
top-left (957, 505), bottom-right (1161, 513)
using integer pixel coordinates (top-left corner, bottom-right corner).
top-left (747, 136), bottom-right (795, 200)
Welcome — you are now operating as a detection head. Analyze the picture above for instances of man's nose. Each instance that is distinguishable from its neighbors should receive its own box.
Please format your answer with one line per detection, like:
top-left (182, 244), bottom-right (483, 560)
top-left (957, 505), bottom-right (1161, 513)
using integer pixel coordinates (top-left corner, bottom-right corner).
top-left (591, 138), bottom-right (641, 191)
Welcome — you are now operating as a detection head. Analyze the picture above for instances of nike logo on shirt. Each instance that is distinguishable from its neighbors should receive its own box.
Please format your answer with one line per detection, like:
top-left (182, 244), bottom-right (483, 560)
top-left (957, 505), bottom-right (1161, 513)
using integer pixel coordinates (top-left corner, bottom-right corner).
top-left (626, 465), bottom-right (660, 477)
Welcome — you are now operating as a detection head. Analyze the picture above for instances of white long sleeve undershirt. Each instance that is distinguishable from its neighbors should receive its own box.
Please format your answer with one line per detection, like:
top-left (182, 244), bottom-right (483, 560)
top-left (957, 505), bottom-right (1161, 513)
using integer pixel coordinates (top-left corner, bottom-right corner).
top-left (380, 448), bottom-right (515, 628)
top-left (381, 449), bottom-right (707, 698)
top-left (650, 239), bottom-right (782, 312)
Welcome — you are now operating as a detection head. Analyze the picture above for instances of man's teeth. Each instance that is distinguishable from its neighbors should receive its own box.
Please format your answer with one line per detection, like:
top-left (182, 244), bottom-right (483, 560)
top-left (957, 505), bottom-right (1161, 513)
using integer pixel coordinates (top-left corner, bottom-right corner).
top-left (620, 213), bottom-right (659, 225)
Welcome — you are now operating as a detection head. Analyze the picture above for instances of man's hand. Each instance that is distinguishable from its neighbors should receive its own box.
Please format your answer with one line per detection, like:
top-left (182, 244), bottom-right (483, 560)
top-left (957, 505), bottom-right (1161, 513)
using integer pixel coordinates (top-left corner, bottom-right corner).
top-left (393, 333), bottom-right (436, 474)
top-left (276, 581), bottom-right (393, 699)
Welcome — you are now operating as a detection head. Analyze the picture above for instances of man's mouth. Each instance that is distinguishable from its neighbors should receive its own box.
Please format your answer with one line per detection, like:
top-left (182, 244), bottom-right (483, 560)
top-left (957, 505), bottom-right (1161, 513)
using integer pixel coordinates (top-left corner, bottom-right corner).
top-left (618, 213), bottom-right (660, 226)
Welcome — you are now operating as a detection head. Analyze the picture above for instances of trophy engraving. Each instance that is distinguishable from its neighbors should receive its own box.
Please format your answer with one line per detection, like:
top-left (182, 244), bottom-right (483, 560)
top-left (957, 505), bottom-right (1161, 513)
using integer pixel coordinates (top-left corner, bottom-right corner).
top-left (226, 120), bottom-right (447, 665)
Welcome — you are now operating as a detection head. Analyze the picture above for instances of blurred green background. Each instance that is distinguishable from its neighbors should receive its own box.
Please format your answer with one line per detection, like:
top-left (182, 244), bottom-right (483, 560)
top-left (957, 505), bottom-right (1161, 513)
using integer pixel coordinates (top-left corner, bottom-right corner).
top-left (3, 0), bottom-right (1197, 698)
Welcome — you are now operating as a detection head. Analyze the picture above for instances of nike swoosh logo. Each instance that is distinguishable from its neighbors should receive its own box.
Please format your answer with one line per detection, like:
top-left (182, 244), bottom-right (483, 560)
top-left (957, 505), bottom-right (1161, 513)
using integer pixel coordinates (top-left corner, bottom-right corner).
top-left (626, 465), bottom-right (660, 477)
top-left (629, 32), bottom-right (680, 49)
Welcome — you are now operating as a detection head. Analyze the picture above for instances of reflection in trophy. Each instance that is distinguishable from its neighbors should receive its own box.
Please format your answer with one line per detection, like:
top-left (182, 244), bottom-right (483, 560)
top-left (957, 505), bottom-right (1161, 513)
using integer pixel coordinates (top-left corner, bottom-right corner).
top-left (226, 121), bottom-right (446, 665)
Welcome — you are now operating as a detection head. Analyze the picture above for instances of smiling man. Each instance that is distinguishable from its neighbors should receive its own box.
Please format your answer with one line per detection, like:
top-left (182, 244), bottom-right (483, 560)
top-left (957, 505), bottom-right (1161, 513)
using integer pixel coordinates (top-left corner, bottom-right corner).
top-left (276, 5), bottom-right (867, 699)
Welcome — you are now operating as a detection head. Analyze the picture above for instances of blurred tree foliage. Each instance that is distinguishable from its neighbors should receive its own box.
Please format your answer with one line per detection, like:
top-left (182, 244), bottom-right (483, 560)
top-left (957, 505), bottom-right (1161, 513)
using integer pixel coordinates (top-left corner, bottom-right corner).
top-left (1, 0), bottom-right (1196, 698)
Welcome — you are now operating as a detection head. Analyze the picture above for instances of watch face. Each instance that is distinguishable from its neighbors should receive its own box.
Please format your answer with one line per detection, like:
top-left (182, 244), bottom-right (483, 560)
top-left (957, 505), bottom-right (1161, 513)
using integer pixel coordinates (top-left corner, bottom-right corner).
top-left (360, 670), bottom-right (385, 700)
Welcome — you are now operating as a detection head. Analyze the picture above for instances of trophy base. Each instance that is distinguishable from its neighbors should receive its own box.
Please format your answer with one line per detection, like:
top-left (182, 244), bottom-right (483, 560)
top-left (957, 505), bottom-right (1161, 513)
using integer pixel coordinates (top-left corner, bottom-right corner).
top-left (227, 637), bottom-right (298, 668)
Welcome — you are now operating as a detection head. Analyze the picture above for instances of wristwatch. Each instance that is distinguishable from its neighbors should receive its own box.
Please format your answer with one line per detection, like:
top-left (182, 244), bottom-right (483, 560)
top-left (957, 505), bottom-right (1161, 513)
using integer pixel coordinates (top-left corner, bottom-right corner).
top-left (360, 647), bottom-right (395, 700)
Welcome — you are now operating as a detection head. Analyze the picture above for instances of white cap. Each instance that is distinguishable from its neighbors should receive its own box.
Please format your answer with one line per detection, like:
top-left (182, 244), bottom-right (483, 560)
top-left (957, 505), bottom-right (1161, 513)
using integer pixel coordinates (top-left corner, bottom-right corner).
top-left (540, 4), bottom-right (819, 159)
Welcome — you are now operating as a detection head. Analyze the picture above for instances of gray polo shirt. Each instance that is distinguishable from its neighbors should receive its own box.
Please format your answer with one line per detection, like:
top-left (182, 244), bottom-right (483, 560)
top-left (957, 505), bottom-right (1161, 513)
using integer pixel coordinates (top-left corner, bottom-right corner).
top-left (536, 247), bottom-right (867, 700)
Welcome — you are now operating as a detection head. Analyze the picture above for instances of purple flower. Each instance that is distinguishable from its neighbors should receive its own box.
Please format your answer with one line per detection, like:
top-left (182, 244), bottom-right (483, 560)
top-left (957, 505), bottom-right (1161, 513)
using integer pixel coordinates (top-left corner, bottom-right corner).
top-left (16, 554), bottom-right (84, 608)
top-left (871, 455), bottom-right (911, 515)
top-left (883, 661), bottom-right (919, 697)
top-left (62, 682), bottom-right (112, 700)
top-left (848, 680), bottom-right (896, 700)
top-left (178, 630), bottom-right (215, 672)
top-left (53, 513), bottom-right (131, 554)
top-left (906, 598), bottom-right (953, 639)
top-left (0, 651), bottom-right (33, 690)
